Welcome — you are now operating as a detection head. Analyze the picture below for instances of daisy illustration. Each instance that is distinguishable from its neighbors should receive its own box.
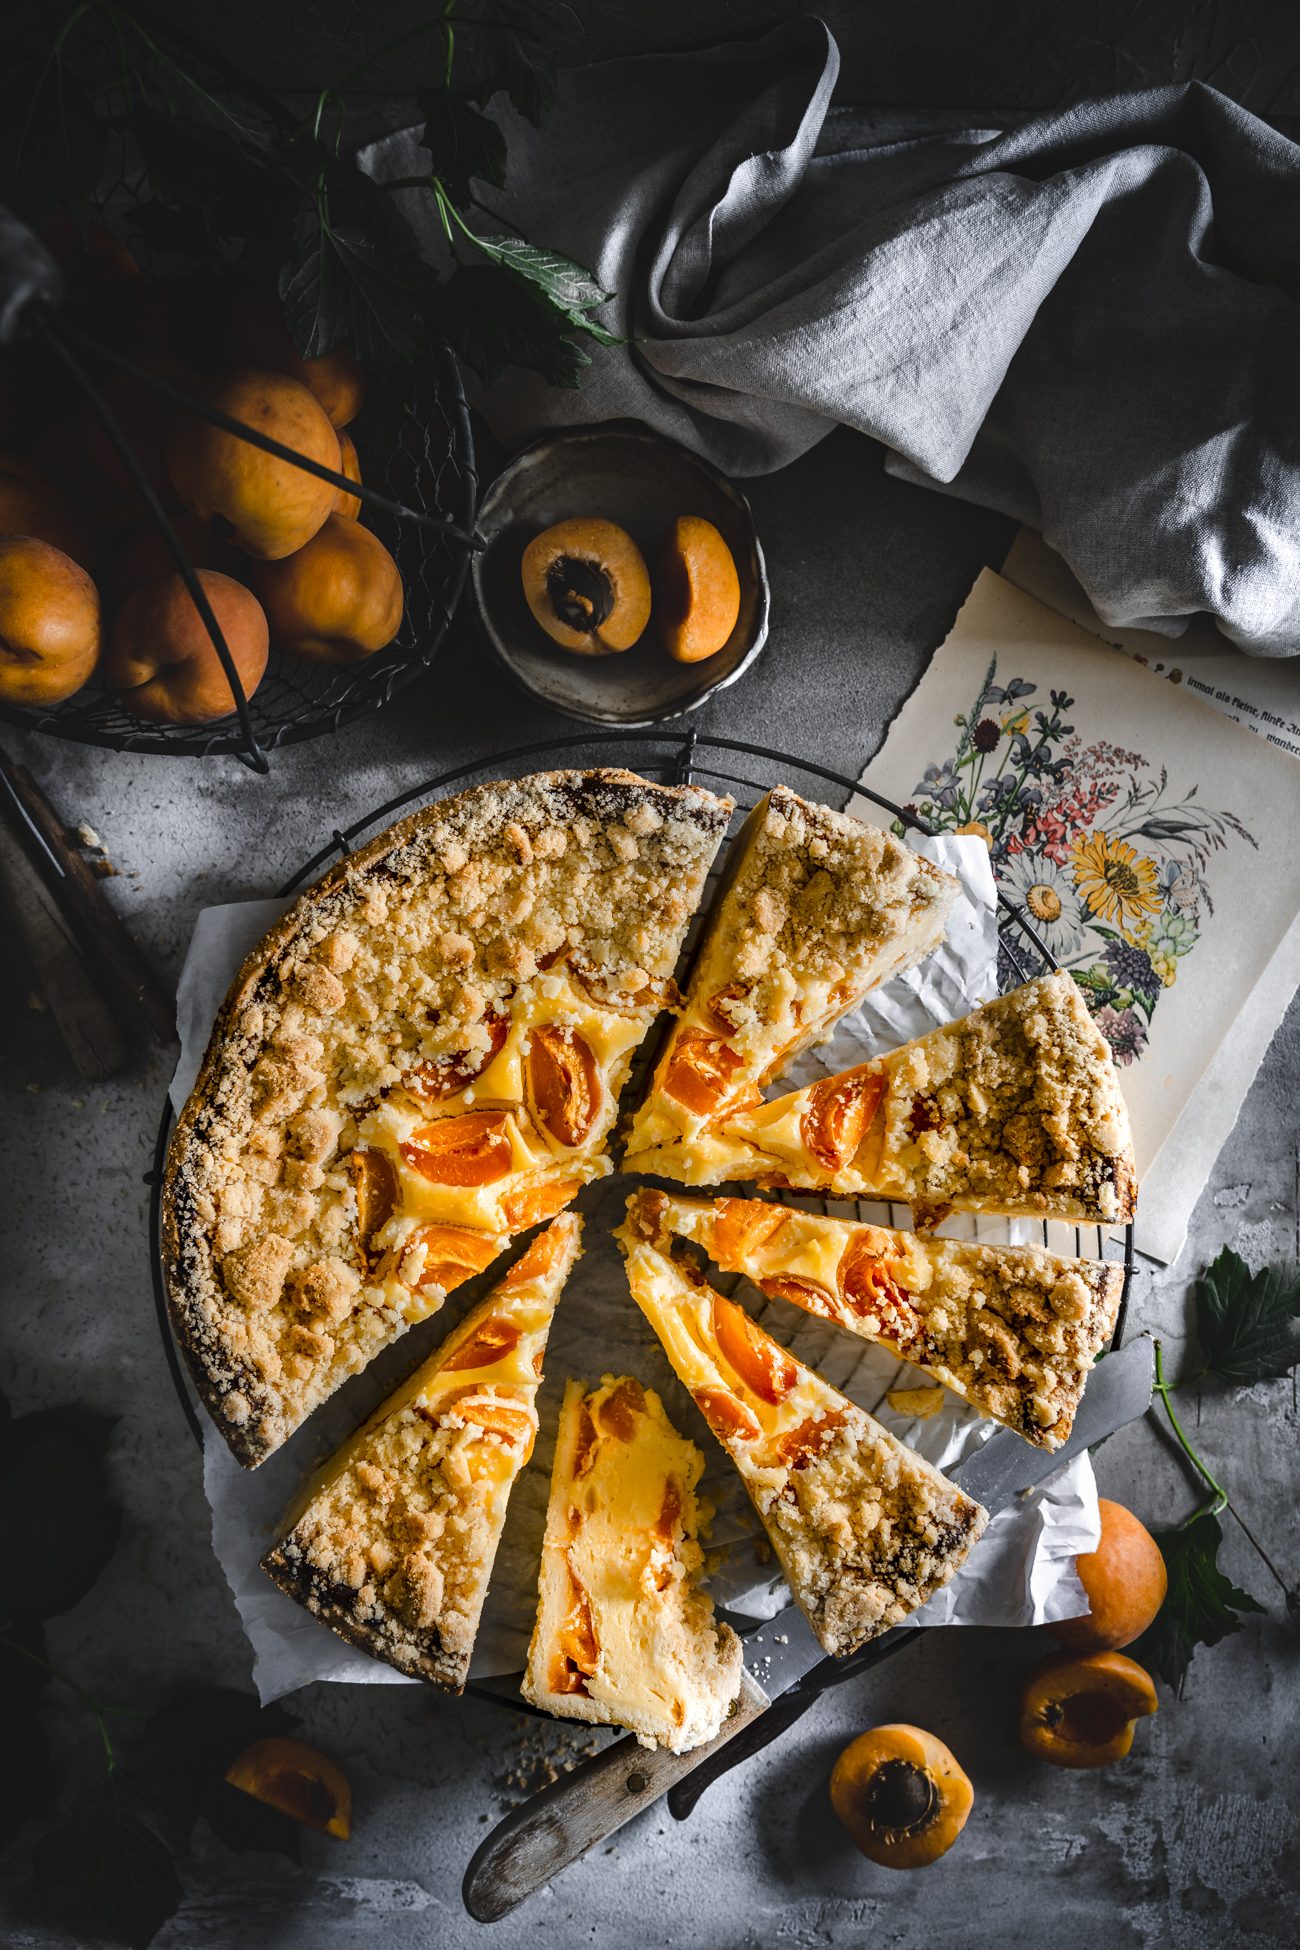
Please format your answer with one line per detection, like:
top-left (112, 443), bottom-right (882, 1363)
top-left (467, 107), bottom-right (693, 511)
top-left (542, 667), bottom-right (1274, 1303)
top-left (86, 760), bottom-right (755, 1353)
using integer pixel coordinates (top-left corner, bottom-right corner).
top-left (998, 850), bottom-right (1088, 963)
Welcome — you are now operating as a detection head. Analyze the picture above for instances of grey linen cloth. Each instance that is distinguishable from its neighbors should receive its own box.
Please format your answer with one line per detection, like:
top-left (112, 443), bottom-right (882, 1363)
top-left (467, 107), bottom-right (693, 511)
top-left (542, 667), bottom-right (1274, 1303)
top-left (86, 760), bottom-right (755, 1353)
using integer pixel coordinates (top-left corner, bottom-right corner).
top-left (367, 17), bottom-right (1300, 654)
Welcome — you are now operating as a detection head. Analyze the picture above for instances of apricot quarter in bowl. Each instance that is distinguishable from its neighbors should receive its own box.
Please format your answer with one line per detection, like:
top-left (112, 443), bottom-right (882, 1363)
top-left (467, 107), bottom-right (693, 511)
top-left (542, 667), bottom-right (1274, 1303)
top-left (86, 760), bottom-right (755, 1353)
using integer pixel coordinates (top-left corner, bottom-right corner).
top-left (830, 1723), bottom-right (973, 1868)
top-left (0, 536), bottom-right (101, 706)
top-left (252, 513), bottom-right (403, 664)
top-left (1019, 1649), bottom-right (1157, 1769)
top-left (165, 367), bottom-right (340, 560)
top-left (656, 514), bottom-right (741, 664)
top-left (106, 568), bottom-right (268, 724)
top-left (1050, 1498), bottom-right (1168, 1652)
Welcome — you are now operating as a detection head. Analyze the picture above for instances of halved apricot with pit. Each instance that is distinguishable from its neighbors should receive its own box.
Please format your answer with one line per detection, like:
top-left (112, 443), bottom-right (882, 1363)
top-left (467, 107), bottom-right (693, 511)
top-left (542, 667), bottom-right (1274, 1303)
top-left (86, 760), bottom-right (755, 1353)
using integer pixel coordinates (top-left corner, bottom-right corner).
top-left (830, 1724), bottom-right (972, 1869)
top-left (401, 1111), bottom-right (513, 1185)
top-left (656, 515), bottom-right (741, 665)
top-left (225, 1736), bottom-right (351, 1839)
top-left (521, 517), bottom-right (651, 656)
top-left (712, 1292), bottom-right (798, 1404)
top-left (802, 1067), bottom-right (887, 1174)
top-left (527, 1025), bottom-right (601, 1148)
top-left (1019, 1649), bottom-right (1157, 1768)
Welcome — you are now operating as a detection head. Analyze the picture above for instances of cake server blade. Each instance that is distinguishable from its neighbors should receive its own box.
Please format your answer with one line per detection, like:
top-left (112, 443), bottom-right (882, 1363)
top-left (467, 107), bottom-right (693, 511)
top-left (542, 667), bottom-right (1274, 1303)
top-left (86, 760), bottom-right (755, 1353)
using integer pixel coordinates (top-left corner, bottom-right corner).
top-left (461, 1335), bottom-right (1152, 1919)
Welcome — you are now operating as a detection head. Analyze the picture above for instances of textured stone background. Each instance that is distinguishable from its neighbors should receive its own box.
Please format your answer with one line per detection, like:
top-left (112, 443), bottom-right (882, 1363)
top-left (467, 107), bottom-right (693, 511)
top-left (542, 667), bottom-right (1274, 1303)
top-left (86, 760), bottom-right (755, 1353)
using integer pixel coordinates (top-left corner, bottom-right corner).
top-left (3, 5), bottom-right (1300, 1946)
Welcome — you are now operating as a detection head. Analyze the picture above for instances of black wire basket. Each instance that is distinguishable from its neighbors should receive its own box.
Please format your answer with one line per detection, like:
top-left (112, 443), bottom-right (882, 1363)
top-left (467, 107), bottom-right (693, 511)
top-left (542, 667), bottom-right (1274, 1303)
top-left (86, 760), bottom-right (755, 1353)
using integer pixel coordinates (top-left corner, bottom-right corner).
top-left (146, 728), bottom-right (1136, 1710)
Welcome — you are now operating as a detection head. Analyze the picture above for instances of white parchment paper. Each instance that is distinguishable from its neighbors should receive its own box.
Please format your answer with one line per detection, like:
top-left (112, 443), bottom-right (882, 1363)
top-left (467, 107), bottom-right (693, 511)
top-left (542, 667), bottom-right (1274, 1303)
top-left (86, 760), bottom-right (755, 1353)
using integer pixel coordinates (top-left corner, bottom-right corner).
top-left (169, 834), bottom-right (1098, 1703)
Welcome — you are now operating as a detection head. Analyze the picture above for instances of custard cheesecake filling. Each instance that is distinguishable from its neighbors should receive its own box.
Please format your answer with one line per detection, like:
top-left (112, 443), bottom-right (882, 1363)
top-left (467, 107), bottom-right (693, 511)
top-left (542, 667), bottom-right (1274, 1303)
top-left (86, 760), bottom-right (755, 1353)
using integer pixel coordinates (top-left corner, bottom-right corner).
top-left (631, 1189), bottom-right (1125, 1450)
top-left (615, 1204), bottom-right (987, 1656)
top-left (523, 1374), bottom-right (742, 1752)
top-left (262, 1214), bottom-right (581, 1690)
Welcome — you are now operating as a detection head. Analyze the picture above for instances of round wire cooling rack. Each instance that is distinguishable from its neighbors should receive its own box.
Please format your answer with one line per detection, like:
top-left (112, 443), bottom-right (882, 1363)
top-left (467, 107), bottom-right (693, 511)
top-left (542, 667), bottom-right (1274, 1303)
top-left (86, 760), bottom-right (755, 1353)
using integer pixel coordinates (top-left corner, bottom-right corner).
top-left (147, 727), bottom-right (1135, 1708)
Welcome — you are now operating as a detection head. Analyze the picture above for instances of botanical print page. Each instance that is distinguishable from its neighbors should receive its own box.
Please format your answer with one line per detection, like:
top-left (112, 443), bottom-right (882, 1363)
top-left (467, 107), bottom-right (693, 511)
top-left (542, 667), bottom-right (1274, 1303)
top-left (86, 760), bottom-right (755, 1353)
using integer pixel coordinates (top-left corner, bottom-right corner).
top-left (860, 570), bottom-right (1300, 1181)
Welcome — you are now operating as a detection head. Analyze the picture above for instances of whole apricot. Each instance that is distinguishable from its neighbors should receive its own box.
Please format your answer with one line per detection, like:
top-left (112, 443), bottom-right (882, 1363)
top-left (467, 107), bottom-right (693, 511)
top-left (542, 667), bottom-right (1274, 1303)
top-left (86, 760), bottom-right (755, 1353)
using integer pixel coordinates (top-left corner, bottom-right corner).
top-left (225, 1735), bottom-right (350, 1838)
top-left (830, 1724), bottom-right (973, 1869)
top-left (252, 513), bottom-right (402, 664)
top-left (334, 431), bottom-right (362, 519)
top-left (106, 568), bottom-right (268, 724)
top-left (227, 293), bottom-right (367, 427)
top-left (521, 517), bottom-right (651, 655)
top-left (104, 513), bottom-right (237, 608)
top-left (1050, 1499), bottom-right (1168, 1652)
top-left (1019, 1649), bottom-right (1157, 1769)
top-left (165, 368), bottom-right (340, 561)
top-left (0, 536), bottom-right (101, 705)
top-left (656, 514), bottom-right (741, 663)
top-left (0, 453), bottom-right (97, 570)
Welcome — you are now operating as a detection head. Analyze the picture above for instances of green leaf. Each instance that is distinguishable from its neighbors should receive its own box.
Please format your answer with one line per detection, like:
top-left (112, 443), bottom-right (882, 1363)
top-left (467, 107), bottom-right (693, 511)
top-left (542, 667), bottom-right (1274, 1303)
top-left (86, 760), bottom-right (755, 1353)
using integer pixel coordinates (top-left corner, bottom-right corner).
top-left (471, 235), bottom-right (618, 343)
top-left (469, 0), bottom-right (562, 127)
top-left (442, 262), bottom-right (592, 388)
top-left (418, 90), bottom-right (507, 204)
top-left (134, 1685), bottom-right (301, 1863)
top-left (0, 1405), bottom-right (120, 1626)
top-left (32, 1770), bottom-right (182, 1949)
top-left (1193, 1247), bottom-right (1300, 1385)
top-left (1139, 1513), bottom-right (1265, 1695)
top-left (280, 213), bottom-right (433, 367)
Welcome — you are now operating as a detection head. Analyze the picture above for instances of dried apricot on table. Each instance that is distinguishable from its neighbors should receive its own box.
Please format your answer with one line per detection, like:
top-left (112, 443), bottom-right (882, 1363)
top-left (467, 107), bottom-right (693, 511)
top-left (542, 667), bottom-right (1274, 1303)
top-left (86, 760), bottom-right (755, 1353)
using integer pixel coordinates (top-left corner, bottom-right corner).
top-left (225, 1736), bottom-right (351, 1838)
top-left (830, 1724), bottom-right (973, 1868)
top-left (1019, 1649), bottom-right (1157, 1768)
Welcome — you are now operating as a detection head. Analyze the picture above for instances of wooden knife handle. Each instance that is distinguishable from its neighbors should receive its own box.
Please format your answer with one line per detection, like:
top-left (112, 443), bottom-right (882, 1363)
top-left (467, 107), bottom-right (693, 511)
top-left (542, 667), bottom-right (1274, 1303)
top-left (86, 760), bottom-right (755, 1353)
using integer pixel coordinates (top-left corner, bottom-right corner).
top-left (462, 1672), bottom-right (768, 1921)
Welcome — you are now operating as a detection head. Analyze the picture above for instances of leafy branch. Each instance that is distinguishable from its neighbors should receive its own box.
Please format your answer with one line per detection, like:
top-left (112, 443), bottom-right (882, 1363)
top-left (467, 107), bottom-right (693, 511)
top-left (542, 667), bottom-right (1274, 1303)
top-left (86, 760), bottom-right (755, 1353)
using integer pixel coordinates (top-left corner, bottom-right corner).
top-left (2, 0), bottom-right (618, 389)
top-left (1137, 1248), bottom-right (1300, 1695)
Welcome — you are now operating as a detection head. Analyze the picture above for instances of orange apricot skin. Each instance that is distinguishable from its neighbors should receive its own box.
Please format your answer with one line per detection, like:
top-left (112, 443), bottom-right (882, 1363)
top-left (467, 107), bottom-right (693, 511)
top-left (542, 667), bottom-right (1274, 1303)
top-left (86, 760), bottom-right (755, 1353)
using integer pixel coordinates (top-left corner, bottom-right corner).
top-left (830, 1724), bottom-right (973, 1869)
top-left (1019, 1649), bottom-right (1157, 1769)
top-left (657, 514), bottom-right (740, 664)
top-left (1049, 1499), bottom-right (1168, 1652)
top-left (225, 1736), bottom-right (351, 1837)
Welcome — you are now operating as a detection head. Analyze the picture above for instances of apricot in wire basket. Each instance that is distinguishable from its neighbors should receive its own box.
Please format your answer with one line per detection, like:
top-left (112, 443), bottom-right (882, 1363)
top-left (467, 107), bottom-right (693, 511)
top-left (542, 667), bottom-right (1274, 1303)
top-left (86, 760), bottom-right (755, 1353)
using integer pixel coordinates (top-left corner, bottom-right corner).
top-left (225, 1736), bottom-right (351, 1838)
top-left (1048, 1498), bottom-right (1168, 1652)
top-left (521, 517), bottom-right (651, 655)
top-left (655, 514), bottom-right (740, 664)
top-left (830, 1724), bottom-right (973, 1868)
top-left (1019, 1649), bottom-right (1157, 1769)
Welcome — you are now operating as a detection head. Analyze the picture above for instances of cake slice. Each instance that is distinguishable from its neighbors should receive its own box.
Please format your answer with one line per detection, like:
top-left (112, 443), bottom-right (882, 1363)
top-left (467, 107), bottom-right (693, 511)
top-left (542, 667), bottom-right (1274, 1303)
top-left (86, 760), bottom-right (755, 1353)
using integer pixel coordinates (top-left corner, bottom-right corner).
top-left (164, 769), bottom-right (732, 1465)
top-left (646, 972), bottom-right (1137, 1227)
top-left (631, 1190), bottom-right (1124, 1450)
top-left (624, 787), bottom-right (957, 1170)
top-left (261, 1213), bottom-right (580, 1689)
top-left (522, 1375), bottom-right (743, 1753)
top-left (615, 1205), bottom-right (987, 1655)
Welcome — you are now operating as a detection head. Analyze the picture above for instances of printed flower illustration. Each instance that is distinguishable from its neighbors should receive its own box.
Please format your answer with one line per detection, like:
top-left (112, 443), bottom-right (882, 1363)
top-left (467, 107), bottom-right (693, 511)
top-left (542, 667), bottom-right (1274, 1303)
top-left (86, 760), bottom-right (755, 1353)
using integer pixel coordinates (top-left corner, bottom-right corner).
top-left (1069, 832), bottom-right (1163, 937)
top-left (895, 653), bottom-right (1256, 1065)
top-left (999, 850), bottom-right (1088, 962)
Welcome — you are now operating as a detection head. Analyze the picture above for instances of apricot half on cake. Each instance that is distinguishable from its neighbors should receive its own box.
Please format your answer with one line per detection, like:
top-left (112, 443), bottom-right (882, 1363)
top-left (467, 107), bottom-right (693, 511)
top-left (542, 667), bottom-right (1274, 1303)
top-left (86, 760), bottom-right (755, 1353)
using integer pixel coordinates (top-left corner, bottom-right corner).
top-left (521, 517), bottom-right (651, 654)
top-left (655, 515), bottom-right (740, 664)
top-left (830, 1724), bottom-right (973, 1868)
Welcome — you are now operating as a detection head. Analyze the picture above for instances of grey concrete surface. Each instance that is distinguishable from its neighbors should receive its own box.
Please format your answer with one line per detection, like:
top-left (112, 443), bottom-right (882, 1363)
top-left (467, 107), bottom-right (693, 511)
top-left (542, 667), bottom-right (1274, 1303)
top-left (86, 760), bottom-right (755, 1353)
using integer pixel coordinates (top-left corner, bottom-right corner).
top-left (2, 427), bottom-right (1299, 1950)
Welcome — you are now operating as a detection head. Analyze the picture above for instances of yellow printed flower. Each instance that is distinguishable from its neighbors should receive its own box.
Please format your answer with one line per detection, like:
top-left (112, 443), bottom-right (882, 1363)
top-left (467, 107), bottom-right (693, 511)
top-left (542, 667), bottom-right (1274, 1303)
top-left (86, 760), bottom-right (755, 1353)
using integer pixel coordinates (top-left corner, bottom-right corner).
top-left (1151, 950), bottom-right (1178, 987)
top-left (1069, 832), bottom-right (1163, 936)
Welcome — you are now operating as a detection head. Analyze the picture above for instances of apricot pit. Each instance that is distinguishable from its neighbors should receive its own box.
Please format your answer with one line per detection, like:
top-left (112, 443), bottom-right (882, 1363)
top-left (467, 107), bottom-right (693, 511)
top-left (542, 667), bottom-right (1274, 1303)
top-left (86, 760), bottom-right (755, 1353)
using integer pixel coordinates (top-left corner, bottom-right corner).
top-left (521, 517), bottom-right (651, 655)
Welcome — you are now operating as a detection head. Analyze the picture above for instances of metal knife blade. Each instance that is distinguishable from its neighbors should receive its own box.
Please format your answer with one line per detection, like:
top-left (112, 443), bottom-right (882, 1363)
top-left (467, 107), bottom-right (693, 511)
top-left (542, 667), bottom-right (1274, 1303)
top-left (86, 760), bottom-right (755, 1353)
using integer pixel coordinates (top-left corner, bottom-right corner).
top-left (461, 1336), bottom-right (1153, 1919)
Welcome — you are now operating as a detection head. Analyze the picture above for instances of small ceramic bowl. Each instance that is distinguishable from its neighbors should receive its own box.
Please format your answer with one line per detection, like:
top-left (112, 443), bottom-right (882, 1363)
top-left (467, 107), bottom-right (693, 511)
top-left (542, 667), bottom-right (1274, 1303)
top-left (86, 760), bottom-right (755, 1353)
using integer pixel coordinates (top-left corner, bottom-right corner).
top-left (471, 422), bottom-right (769, 725)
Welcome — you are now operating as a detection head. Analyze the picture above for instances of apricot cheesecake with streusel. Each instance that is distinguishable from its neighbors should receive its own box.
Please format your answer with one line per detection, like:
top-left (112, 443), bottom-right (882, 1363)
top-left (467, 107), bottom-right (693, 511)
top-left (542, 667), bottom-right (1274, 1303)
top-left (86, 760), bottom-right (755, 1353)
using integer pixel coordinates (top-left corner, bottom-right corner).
top-left (262, 1213), bottom-right (579, 1688)
top-left (631, 1189), bottom-right (1124, 1450)
top-left (623, 787), bottom-right (958, 1172)
top-left (522, 1373), bottom-right (742, 1752)
top-left (164, 770), bottom-right (732, 1466)
top-left (615, 1203), bottom-right (987, 1656)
